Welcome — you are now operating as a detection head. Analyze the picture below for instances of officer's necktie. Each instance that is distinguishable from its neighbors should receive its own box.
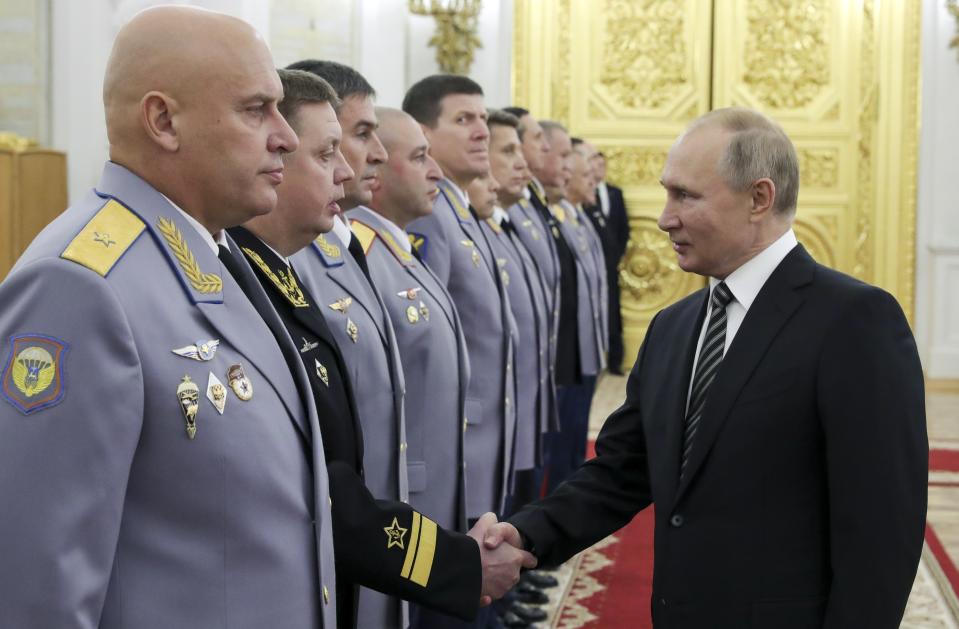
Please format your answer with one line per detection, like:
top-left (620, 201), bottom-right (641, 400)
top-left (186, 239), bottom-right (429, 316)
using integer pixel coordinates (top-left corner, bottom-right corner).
top-left (681, 281), bottom-right (733, 477)
top-left (347, 233), bottom-right (373, 285)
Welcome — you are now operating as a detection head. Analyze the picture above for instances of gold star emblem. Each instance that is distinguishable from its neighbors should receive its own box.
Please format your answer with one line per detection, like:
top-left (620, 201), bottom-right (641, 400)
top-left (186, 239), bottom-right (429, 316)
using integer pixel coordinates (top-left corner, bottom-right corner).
top-left (384, 516), bottom-right (408, 549)
top-left (93, 231), bottom-right (116, 248)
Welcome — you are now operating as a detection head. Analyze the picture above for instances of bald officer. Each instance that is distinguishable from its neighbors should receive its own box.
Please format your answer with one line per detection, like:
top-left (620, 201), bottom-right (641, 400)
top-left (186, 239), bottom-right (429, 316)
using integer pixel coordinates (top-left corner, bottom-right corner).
top-left (0, 8), bottom-right (338, 629)
top-left (285, 60), bottom-right (409, 628)
top-left (404, 75), bottom-right (518, 522)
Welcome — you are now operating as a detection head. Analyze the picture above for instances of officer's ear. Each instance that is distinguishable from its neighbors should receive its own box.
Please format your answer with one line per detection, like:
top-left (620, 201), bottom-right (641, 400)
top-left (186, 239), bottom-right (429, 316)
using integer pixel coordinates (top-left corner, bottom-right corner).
top-left (141, 91), bottom-right (180, 152)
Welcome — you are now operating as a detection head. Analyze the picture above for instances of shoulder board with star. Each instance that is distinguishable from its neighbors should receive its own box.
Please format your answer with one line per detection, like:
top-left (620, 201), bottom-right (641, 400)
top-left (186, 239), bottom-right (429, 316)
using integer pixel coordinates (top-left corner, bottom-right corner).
top-left (349, 219), bottom-right (377, 256)
top-left (436, 181), bottom-right (472, 223)
top-left (60, 198), bottom-right (145, 278)
top-left (551, 203), bottom-right (567, 223)
top-left (312, 234), bottom-right (345, 267)
top-left (351, 219), bottom-right (414, 267)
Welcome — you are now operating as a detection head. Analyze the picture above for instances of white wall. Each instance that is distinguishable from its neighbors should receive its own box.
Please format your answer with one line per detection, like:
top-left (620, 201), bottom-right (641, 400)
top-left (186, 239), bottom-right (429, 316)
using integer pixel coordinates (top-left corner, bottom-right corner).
top-left (46, 0), bottom-right (513, 204)
top-left (356, 0), bottom-right (512, 108)
top-left (916, 0), bottom-right (959, 379)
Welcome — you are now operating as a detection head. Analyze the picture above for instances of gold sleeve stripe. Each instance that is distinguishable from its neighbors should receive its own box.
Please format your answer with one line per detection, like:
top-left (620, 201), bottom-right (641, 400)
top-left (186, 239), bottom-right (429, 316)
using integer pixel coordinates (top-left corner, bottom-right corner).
top-left (409, 516), bottom-right (437, 587)
top-left (350, 220), bottom-right (377, 255)
top-left (61, 200), bottom-right (145, 277)
top-left (401, 512), bottom-right (422, 579)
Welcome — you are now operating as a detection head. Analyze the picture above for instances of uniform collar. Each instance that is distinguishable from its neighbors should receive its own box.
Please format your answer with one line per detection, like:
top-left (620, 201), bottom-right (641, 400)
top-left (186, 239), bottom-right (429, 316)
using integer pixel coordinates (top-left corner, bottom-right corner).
top-left (162, 193), bottom-right (228, 255)
top-left (371, 209), bottom-right (413, 254)
top-left (331, 214), bottom-right (354, 247)
top-left (710, 229), bottom-right (799, 310)
top-left (442, 177), bottom-right (470, 208)
top-left (492, 206), bottom-right (509, 225)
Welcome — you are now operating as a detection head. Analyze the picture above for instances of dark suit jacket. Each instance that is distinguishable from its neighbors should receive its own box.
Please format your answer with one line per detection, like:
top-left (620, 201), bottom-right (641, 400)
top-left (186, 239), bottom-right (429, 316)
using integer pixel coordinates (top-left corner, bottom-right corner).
top-left (606, 183), bottom-right (629, 263)
top-left (510, 245), bottom-right (927, 629)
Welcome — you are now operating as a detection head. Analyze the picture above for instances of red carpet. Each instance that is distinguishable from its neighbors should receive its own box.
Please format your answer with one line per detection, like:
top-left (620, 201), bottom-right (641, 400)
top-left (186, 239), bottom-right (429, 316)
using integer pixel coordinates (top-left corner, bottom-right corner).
top-left (552, 441), bottom-right (655, 627)
top-left (554, 447), bottom-right (959, 627)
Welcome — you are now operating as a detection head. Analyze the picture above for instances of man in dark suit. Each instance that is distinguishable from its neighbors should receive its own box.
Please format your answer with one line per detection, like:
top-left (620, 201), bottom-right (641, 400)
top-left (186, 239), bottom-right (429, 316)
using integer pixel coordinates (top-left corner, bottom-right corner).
top-left (487, 107), bottom-right (928, 628)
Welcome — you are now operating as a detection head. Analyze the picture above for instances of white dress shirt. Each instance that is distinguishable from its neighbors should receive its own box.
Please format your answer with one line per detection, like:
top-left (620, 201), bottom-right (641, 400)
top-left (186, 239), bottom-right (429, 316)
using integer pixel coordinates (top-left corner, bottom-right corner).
top-left (597, 181), bottom-right (611, 217)
top-left (686, 229), bottom-right (799, 407)
top-left (331, 214), bottom-right (355, 247)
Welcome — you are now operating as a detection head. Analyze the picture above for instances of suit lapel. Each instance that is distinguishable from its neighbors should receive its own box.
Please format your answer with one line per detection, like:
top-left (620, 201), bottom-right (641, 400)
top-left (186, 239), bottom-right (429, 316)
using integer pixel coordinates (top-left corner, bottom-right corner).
top-left (675, 246), bottom-right (815, 502)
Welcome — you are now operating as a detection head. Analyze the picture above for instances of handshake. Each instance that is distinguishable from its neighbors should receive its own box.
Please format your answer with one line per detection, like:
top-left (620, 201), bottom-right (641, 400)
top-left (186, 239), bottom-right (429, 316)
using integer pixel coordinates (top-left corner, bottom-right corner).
top-left (467, 513), bottom-right (537, 606)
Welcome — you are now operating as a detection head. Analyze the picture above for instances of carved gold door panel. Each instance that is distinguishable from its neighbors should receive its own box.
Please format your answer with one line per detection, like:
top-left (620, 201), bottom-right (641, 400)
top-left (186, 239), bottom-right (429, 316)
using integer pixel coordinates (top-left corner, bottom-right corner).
top-left (513, 0), bottom-right (920, 366)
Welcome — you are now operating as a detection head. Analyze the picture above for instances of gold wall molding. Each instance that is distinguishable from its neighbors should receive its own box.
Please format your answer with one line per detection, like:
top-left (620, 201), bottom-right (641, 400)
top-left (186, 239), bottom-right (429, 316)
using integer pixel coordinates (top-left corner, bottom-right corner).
top-left (513, 0), bottom-right (921, 364)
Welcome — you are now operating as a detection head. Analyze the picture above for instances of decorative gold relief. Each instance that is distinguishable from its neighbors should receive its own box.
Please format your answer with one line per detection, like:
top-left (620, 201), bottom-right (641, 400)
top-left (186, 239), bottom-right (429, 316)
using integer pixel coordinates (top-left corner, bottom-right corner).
top-left (797, 148), bottom-right (839, 189)
top-left (552, 0), bottom-right (572, 123)
top-left (408, 0), bottom-right (483, 74)
top-left (597, 0), bottom-right (688, 110)
top-left (853, 0), bottom-right (877, 282)
top-left (743, 0), bottom-right (830, 109)
top-left (619, 218), bottom-right (691, 313)
top-left (793, 217), bottom-right (836, 268)
top-left (599, 146), bottom-right (668, 187)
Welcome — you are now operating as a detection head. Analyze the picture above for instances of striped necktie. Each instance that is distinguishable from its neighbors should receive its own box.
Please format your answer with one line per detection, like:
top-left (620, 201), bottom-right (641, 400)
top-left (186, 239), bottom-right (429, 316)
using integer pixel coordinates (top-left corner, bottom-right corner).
top-left (681, 281), bottom-right (734, 477)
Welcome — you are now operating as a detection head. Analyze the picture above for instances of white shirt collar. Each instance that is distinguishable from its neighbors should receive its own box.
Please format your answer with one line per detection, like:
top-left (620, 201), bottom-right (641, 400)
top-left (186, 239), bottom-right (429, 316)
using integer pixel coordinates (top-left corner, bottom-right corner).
top-left (710, 229), bottom-right (798, 310)
top-left (331, 214), bottom-right (354, 247)
top-left (492, 206), bottom-right (508, 225)
top-left (163, 194), bottom-right (227, 254)
top-left (597, 181), bottom-right (610, 216)
top-left (443, 177), bottom-right (470, 208)
top-left (369, 208), bottom-right (412, 254)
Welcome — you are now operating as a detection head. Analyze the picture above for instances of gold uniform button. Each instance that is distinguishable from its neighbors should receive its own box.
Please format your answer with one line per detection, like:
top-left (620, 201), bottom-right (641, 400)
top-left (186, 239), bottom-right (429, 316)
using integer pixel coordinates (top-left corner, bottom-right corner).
top-left (323, 586), bottom-right (330, 604)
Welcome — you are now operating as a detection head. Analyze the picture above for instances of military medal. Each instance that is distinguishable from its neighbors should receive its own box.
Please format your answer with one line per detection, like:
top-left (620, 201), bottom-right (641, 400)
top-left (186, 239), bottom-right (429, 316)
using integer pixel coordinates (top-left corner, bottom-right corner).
top-left (497, 258), bottom-right (509, 286)
top-left (300, 337), bottom-right (319, 353)
top-left (315, 359), bottom-right (329, 387)
top-left (172, 339), bottom-right (220, 362)
top-left (346, 318), bottom-right (359, 343)
top-left (397, 287), bottom-right (421, 300)
top-left (460, 239), bottom-right (481, 267)
top-left (206, 371), bottom-right (227, 415)
top-left (227, 364), bottom-right (253, 401)
top-left (406, 305), bottom-right (419, 324)
top-left (551, 226), bottom-right (561, 239)
top-left (176, 375), bottom-right (200, 439)
top-left (328, 297), bottom-right (353, 313)
top-left (419, 300), bottom-right (429, 321)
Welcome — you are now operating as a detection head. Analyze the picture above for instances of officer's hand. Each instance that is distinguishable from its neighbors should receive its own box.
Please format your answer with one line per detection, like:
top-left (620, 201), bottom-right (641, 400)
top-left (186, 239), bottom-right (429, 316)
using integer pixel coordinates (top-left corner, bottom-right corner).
top-left (467, 512), bottom-right (537, 606)
top-left (483, 520), bottom-right (524, 552)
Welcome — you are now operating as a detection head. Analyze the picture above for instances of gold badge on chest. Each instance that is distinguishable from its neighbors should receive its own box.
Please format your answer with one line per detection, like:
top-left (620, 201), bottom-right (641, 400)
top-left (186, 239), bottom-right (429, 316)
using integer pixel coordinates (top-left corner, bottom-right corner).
top-left (315, 359), bottom-right (329, 387)
top-left (227, 364), bottom-right (253, 401)
top-left (206, 371), bottom-right (227, 415)
top-left (329, 297), bottom-right (359, 343)
top-left (460, 239), bottom-right (481, 267)
top-left (176, 375), bottom-right (200, 439)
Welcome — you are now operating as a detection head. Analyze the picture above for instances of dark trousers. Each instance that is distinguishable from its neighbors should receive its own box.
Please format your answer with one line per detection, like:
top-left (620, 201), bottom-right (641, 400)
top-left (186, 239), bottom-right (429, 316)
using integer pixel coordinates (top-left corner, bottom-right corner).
top-left (544, 376), bottom-right (597, 494)
top-left (607, 269), bottom-right (624, 371)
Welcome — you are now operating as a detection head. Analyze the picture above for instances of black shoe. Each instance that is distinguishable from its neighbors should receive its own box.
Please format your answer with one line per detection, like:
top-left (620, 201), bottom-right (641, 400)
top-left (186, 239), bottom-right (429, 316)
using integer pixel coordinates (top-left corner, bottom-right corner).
top-left (522, 570), bottom-right (559, 589)
top-left (501, 610), bottom-right (531, 628)
top-left (515, 582), bottom-right (549, 605)
top-left (510, 602), bottom-right (548, 623)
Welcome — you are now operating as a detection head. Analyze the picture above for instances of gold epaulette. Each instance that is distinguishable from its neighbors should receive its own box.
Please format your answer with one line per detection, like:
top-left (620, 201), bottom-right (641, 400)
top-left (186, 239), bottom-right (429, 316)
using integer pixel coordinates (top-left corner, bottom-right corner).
top-left (61, 199), bottom-right (145, 277)
top-left (350, 219), bottom-right (377, 255)
top-left (551, 203), bottom-right (567, 223)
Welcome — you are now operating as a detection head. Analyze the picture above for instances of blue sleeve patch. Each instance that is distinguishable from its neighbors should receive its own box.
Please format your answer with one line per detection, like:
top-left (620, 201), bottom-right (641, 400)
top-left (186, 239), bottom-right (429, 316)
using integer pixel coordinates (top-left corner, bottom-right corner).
top-left (2, 334), bottom-right (69, 415)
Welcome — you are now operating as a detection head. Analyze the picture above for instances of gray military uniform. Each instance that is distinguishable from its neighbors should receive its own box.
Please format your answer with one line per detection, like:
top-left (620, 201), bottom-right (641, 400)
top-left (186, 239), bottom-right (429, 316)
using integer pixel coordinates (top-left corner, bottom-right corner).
top-left (507, 194), bottom-right (560, 433)
top-left (291, 224), bottom-right (408, 629)
top-left (481, 214), bottom-right (550, 471)
top-left (348, 206), bottom-right (469, 532)
top-left (0, 162), bottom-right (336, 629)
top-left (407, 179), bottom-right (517, 518)
top-left (555, 199), bottom-right (607, 375)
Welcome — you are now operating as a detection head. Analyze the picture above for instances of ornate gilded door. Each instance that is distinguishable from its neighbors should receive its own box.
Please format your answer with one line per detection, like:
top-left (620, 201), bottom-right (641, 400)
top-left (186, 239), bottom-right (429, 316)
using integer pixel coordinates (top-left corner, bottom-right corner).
top-left (513, 0), bottom-right (920, 365)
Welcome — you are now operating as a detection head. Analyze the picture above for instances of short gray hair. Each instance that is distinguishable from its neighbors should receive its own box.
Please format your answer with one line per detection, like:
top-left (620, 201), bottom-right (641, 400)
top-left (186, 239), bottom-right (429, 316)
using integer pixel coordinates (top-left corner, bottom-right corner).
top-left (277, 68), bottom-right (341, 132)
top-left (693, 107), bottom-right (799, 215)
top-left (487, 108), bottom-right (520, 130)
top-left (539, 120), bottom-right (568, 142)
